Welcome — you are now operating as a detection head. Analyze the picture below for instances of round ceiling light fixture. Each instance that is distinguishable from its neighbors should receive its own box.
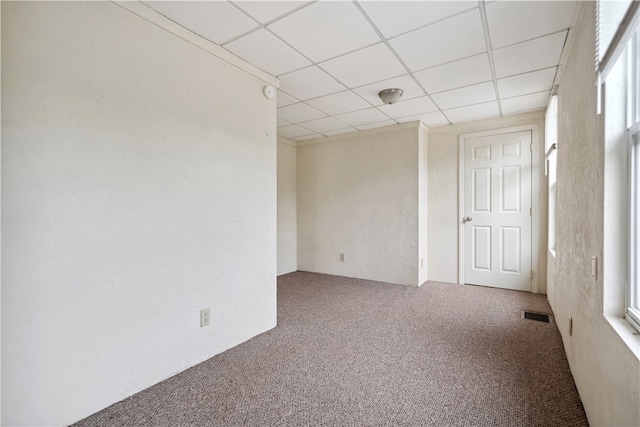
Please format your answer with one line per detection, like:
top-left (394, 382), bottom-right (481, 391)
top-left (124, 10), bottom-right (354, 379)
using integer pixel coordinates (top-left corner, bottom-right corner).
top-left (378, 88), bottom-right (403, 104)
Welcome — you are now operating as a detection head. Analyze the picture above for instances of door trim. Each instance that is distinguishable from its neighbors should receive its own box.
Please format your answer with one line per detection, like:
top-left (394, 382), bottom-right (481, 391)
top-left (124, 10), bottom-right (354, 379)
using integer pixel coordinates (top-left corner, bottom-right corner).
top-left (458, 124), bottom-right (541, 293)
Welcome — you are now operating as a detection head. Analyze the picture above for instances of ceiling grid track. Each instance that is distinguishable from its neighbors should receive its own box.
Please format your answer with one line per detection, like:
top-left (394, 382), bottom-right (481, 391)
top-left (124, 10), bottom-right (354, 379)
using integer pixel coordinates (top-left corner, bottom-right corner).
top-left (478, 0), bottom-right (503, 117)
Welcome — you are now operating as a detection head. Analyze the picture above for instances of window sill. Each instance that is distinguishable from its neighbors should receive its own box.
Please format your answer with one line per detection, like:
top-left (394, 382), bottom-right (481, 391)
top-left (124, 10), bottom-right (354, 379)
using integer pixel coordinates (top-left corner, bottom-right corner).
top-left (605, 316), bottom-right (640, 361)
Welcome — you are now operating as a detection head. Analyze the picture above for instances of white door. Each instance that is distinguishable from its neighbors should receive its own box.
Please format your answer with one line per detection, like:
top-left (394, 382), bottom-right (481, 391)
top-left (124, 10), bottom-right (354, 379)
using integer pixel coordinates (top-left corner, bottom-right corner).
top-left (463, 130), bottom-right (532, 291)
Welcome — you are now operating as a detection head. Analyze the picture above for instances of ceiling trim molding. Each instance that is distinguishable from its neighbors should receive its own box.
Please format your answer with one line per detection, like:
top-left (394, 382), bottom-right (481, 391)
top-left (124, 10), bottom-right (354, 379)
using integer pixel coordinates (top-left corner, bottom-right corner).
top-left (111, 1), bottom-right (279, 87)
top-left (296, 120), bottom-right (425, 147)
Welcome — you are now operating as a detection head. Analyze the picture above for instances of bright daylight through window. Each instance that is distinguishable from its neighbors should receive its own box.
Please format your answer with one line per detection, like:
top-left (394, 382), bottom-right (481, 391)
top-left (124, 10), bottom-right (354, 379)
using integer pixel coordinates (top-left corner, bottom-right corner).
top-left (627, 30), bottom-right (640, 330)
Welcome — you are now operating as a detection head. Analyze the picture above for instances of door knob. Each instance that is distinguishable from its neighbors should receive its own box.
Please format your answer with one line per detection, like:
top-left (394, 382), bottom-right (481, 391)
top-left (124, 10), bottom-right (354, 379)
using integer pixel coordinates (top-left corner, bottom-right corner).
top-left (464, 216), bottom-right (473, 222)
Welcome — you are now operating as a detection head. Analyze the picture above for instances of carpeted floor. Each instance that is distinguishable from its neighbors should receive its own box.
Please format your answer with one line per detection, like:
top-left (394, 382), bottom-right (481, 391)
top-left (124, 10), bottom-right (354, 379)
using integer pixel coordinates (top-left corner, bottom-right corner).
top-left (75, 272), bottom-right (588, 426)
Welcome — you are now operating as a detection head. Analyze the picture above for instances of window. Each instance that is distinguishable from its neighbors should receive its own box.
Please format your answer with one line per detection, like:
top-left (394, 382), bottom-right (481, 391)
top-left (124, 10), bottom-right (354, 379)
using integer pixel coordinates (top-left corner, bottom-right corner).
top-left (625, 29), bottom-right (640, 331)
top-left (599, 0), bottom-right (640, 334)
top-left (545, 95), bottom-right (558, 257)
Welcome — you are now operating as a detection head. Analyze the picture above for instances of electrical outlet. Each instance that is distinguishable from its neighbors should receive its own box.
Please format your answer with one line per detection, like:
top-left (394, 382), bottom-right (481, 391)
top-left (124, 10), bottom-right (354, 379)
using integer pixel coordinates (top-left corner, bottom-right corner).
top-left (340, 253), bottom-right (345, 262)
top-left (200, 308), bottom-right (210, 327)
top-left (591, 256), bottom-right (598, 280)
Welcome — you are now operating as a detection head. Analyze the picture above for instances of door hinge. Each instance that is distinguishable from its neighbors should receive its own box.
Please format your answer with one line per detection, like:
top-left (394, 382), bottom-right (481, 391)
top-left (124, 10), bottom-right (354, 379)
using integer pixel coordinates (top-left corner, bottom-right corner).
top-left (530, 143), bottom-right (533, 152)
top-left (530, 271), bottom-right (534, 279)
top-left (530, 207), bottom-right (532, 216)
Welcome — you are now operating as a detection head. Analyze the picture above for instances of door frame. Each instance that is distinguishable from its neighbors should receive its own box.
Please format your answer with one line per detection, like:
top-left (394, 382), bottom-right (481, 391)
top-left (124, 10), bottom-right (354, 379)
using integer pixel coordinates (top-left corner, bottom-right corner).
top-left (458, 124), bottom-right (541, 293)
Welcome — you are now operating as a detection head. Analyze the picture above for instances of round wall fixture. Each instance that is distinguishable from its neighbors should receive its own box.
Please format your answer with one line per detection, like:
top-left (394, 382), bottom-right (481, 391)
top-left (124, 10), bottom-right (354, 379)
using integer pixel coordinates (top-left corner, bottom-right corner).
top-left (378, 88), bottom-right (403, 104)
top-left (263, 85), bottom-right (276, 100)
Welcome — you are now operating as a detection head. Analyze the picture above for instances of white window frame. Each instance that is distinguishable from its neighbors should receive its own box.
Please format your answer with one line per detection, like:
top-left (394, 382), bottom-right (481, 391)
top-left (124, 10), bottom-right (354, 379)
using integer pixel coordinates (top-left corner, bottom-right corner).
top-left (625, 31), bottom-right (640, 332)
top-left (627, 122), bottom-right (640, 331)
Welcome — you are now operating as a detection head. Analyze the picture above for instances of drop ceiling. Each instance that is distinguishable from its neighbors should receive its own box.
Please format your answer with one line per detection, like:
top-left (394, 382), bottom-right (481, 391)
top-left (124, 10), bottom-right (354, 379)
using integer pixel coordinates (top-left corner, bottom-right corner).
top-left (144, 1), bottom-right (579, 141)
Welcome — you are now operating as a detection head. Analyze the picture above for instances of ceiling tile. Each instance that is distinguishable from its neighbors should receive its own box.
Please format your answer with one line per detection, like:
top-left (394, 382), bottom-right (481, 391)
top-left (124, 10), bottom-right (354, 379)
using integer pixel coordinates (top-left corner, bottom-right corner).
top-left (444, 101), bottom-right (500, 123)
top-left (277, 118), bottom-right (291, 127)
top-left (431, 82), bottom-right (496, 110)
top-left (277, 91), bottom-right (299, 108)
top-left (359, 1), bottom-right (478, 38)
top-left (397, 111), bottom-right (449, 127)
top-left (501, 91), bottom-right (549, 115)
top-left (335, 108), bottom-right (391, 127)
top-left (295, 133), bottom-right (324, 141)
top-left (233, 1), bottom-right (311, 25)
top-left (356, 120), bottom-right (398, 131)
top-left (389, 8), bottom-right (486, 71)
top-left (486, 1), bottom-right (578, 49)
top-left (497, 67), bottom-right (557, 99)
top-left (377, 96), bottom-right (437, 118)
top-left (279, 66), bottom-right (346, 100)
top-left (320, 43), bottom-right (406, 87)
top-left (143, 1), bottom-right (258, 45)
top-left (353, 75), bottom-right (424, 106)
top-left (324, 127), bottom-right (358, 136)
top-left (414, 54), bottom-right (492, 94)
top-left (278, 124), bottom-right (315, 139)
top-left (277, 103), bottom-right (326, 123)
top-left (306, 91), bottom-right (371, 116)
top-left (268, 1), bottom-right (380, 62)
top-left (224, 29), bottom-right (311, 76)
top-left (299, 117), bottom-right (351, 133)
top-left (493, 31), bottom-right (567, 78)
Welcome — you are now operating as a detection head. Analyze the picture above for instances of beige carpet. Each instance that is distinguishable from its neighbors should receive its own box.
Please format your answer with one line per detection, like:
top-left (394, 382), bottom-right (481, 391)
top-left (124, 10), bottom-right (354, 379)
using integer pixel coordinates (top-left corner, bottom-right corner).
top-left (75, 272), bottom-right (588, 426)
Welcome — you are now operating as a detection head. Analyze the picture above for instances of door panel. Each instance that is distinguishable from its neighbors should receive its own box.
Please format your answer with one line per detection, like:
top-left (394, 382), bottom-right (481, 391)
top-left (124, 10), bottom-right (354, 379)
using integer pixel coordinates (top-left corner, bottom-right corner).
top-left (463, 130), bottom-right (532, 291)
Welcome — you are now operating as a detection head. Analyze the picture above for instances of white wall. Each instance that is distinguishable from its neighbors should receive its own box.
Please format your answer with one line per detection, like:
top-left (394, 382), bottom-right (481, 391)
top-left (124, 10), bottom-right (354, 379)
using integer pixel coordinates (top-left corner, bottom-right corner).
top-left (277, 137), bottom-right (297, 275)
top-left (418, 127), bottom-right (429, 285)
top-left (427, 111), bottom-right (547, 292)
top-left (547, 3), bottom-right (640, 425)
top-left (1, 2), bottom-right (277, 425)
top-left (297, 123), bottom-right (422, 286)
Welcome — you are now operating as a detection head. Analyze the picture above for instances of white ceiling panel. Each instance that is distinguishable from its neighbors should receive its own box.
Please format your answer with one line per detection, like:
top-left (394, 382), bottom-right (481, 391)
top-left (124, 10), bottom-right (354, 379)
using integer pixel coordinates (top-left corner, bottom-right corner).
top-left (498, 67), bottom-right (557, 99)
top-left (296, 133), bottom-right (324, 141)
top-left (277, 103), bottom-right (326, 123)
top-left (277, 91), bottom-right (299, 108)
top-left (493, 31), bottom-right (567, 78)
top-left (501, 91), bottom-right (549, 115)
top-left (431, 82), bottom-right (496, 110)
top-left (389, 8), bottom-right (486, 71)
top-left (144, 1), bottom-right (258, 45)
top-left (279, 66), bottom-right (346, 100)
top-left (299, 117), bottom-right (351, 133)
top-left (415, 54), bottom-right (492, 94)
top-left (144, 1), bottom-right (578, 136)
top-left (354, 75), bottom-right (425, 106)
top-left (233, 1), bottom-right (311, 25)
top-left (356, 120), bottom-right (398, 131)
top-left (324, 127), bottom-right (358, 136)
top-left (268, 1), bottom-right (380, 63)
top-left (320, 43), bottom-right (406, 88)
top-left (306, 91), bottom-right (372, 116)
top-left (335, 108), bottom-right (391, 127)
top-left (444, 101), bottom-right (500, 123)
top-left (378, 96), bottom-right (437, 118)
top-left (278, 124), bottom-right (315, 139)
top-left (486, 1), bottom-right (577, 49)
top-left (358, 1), bottom-right (478, 39)
top-left (397, 111), bottom-right (450, 127)
top-left (224, 29), bottom-right (311, 76)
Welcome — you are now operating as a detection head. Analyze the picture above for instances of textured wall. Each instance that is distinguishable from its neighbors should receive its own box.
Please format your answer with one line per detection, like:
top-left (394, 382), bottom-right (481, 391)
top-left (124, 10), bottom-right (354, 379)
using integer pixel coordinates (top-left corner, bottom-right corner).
top-left (2, 2), bottom-right (277, 425)
top-left (277, 138), bottom-right (297, 275)
top-left (548, 2), bottom-right (640, 425)
top-left (427, 112), bottom-right (547, 289)
top-left (297, 125), bottom-right (421, 286)
top-left (418, 127), bottom-right (429, 285)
